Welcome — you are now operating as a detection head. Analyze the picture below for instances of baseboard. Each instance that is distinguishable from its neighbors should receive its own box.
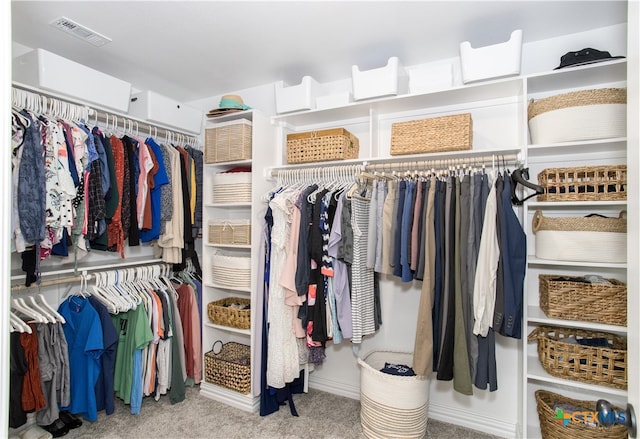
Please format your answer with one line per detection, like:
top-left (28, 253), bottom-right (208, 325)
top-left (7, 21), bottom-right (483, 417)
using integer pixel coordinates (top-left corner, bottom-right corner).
top-left (427, 401), bottom-right (518, 438)
top-left (200, 382), bottom-right (260, 413)
top-left (308, 374), bottom-right (360, 400)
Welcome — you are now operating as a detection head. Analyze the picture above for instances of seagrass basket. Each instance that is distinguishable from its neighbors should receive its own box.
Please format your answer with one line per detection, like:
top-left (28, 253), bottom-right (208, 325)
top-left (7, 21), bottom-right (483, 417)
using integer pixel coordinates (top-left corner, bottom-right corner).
top-left (528, 326), bottom-right (627, 389)
top-left (537, 164), bottom-right (627, 202)
top-left (207, 297), bottom-right (251, 329)
top-left (205, 119), bottom-right (252, 163)
top-left (536, 390), bottom-right (627, 439)
top-left (204, 340), bottom-right (251, 393)
top-left (539, 275), bottom-right (627, 326)
top-left (286, 128), bottom-right (359, 164)
top-left (208, 220), bottom-right (251, 245)
top-left (390, 113), bottom-right (472, 155)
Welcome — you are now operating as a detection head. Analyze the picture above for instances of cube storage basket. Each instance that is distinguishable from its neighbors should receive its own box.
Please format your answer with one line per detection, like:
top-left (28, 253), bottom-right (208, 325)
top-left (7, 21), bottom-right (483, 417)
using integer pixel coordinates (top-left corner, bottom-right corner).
top-left (539, 274), bottom-right (627, 326)
top-left (536, 390), bottom-right (627, 439)
top-left (528, 88), bottom-right (627, 144)
top-left (537, 164), bottom-right (627, 202)
top-left (390, 113), bottom-right (472, 156)
top-left (205, 119), bottom-right (252, 163)
top-left (208, 219), bottom-right (251, 245)
top-left (528, 326), bottom-right (627, 390)
top-left (204, 340), bottom-right (251, 394)
top-left (286, 128), bottom-right (359, 164)
top-left (207, 297), bottom-right (251, 330)
top-left (358, 350), bottom-right (429, 439)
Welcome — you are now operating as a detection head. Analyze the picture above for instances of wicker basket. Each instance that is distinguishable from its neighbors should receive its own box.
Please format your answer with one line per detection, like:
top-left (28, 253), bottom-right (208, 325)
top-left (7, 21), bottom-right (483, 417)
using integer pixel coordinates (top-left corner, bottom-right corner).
top-left (390, 113), bottom-right (472, 156)
top-left (528, 88), bottom-right (626, 144)
top-left (286, 128), bottom-right (359, 164)
top-left (208, 220), bottom-right (251, 245)
top-left (537, 165), bottom-right (627, 202)
top-left (207, 297), bottom-right (251, 329)
top-left (205, 119), bottom-right (252, 164)
top-left (204, 340), bottom-right (251, 393)
top-left (536, 390), bottom-right (627, 439)
top-left (539, 275), bottom-right (627, 326)
top-left (528, 326), bottom-right (627, 389)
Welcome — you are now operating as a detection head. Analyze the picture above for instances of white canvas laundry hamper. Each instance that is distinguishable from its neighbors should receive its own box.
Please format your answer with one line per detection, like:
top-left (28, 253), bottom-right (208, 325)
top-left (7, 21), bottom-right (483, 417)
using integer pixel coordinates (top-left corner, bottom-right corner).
top-left (358, 350), bottom-right (430, 439)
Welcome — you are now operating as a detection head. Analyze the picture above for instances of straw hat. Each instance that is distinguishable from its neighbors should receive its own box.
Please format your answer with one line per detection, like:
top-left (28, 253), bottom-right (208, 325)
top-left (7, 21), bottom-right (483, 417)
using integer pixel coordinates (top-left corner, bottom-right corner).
top-left (207, 94), bottom-right (251, 117)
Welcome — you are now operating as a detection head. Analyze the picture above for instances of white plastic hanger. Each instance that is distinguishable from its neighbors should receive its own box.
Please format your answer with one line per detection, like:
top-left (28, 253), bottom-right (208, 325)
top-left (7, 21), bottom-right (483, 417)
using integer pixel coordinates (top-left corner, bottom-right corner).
top-left (9, 311), bottom-right (32, 334)
top-left (37, 294), bottom-right (66, 324)
top-left (12, 298), bottom-right (47, 323)
top-left (27, 296), bottom-right (56, 324)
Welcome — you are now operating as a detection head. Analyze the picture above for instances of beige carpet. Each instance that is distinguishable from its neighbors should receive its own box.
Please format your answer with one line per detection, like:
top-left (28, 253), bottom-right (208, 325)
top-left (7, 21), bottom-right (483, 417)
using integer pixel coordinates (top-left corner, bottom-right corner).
top-left (43, 386), bottom-right (499, 439)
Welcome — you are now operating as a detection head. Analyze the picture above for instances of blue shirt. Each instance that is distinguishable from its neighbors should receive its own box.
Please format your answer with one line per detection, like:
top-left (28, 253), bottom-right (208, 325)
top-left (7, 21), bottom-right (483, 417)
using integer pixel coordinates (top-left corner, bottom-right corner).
top-left (88, 296), bottom-right (118, 415)
top-left (139, 138), bottom-right (169, 242)
top-left (58, 296), bottom-right (104, 422)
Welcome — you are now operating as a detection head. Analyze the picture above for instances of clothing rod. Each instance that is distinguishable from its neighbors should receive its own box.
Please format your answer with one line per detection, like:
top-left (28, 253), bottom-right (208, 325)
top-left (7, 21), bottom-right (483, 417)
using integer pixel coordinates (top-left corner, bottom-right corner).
top-left (11, 82), bottom-right (201, 145)
top-left (364, 153), bottom-right (521, 172)
top-left (11, 275), bottom-right (87, 292)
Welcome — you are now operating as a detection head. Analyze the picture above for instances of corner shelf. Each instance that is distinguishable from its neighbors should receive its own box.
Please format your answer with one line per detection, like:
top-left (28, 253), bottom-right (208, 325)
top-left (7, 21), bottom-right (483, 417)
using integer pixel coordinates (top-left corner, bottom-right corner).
top-left (527, 306), bottom-right (627, 335)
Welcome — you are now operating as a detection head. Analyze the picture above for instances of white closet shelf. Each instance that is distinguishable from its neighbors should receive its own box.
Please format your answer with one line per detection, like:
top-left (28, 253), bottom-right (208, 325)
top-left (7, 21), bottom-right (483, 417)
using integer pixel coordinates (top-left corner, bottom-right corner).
top-left (205, 110), bottom-right (254, 124)
top-left (205, 243), bottom-right (252, 250)
top-left (526, 137), bottom-right (627, 157)
top-left (205, 159), bottom-right (252, 167)
top-left (527, 200), bottom-right (627, 208)
top-left (526, 355), bottom-right (628, 398)
top-left (204, 322), bottom-right (251, 336)
top-left (527, 306), bottom-right (627, 334)
top-left (205, 202), bottom-right (252, 208)
top-left (526, 59), bottom-right (627, 94)
top-left (527, 257), bottom-right (627, 269)
top-left (203, 282), bottom-right (251, 294)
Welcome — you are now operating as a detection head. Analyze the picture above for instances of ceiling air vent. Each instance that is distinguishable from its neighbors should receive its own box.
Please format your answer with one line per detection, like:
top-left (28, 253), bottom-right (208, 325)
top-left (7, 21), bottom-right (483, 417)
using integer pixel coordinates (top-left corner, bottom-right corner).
top-left (50, 17), bottom-right (112, 47)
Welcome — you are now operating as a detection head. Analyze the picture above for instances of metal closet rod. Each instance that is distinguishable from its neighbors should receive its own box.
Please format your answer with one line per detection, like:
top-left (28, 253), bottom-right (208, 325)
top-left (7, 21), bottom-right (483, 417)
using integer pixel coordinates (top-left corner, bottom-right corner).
top-left (364, 153), bottom-right (521, 172)
top-left (11, 82), bottom-right (200, 146)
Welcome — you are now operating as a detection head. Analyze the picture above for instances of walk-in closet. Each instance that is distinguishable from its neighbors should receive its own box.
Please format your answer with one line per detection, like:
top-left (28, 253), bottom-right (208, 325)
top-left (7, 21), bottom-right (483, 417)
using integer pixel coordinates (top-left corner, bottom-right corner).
top-left (3, 1), bottom-right (639, 438)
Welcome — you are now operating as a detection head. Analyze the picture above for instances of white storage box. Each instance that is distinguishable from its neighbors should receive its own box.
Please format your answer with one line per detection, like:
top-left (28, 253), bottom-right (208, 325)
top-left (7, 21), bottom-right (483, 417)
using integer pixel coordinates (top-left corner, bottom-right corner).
top-left (460, 30), bottom-right (523, 84)
top-left (409, 62), bottom-right (454, 94)
top-left (315, 92), bottom-right (352, 110)
top-left (12, 48), bottom-right (132, 112)
top-left (211, 172), bottom-right (252, 204)
top-left (274, 76), bottom-right (322, 114)
top-left (352, 57), bottom-right (407, 101)
top-left (129, 91), bottom-right (203, 134)
top-left (211, 254), bottom-right (251, 289)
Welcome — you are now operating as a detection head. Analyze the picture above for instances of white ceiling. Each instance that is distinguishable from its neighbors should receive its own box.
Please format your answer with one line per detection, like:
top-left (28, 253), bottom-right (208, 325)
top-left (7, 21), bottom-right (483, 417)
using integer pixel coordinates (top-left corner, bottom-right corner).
top-left (11, 1), bottom-right (628, 103)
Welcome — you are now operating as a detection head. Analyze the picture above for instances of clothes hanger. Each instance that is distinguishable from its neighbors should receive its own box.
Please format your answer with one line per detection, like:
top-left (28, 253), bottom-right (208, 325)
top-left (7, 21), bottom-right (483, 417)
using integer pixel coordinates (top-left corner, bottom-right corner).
top-left (511, 166), bottom-right (545, 205)
top-left (27, 295), bottom-right (56, 324)
top-left (37, 294), bottom-right (66, 324)
top-left (10, 311), bottom-right (32, 334)
top-left (12, 298), bottom-right (47, 323)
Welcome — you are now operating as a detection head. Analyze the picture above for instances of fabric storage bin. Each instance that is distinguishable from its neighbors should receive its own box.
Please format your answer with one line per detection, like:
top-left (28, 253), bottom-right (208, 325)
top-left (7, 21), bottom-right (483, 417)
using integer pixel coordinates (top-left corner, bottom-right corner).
top-left (390, 113), bottom-right (472, 155)
top-left (274, 76), bottom-right (321, 114)
top-left (536, 390), bottom-right (628, 439)
top-left (205, 119), bottom-right (252, 163)
top-left (211, 171), bottom-right (252, 204)
top-left (352, 57), bottom-right (407, 101)
top-left (211, 254), bottom-right (251, 289)
top-left (539, 274), bottom-right (627, 326)
top-left (358, 350), bottom-right (429, 439)
top-left (537, 164), bottom-right (627, 202)
top-left (204, 340), bottom-right (251, 394)
top-left (528, 326), bottom-right (627, 389)
top-left (532, 210), bottom-right (626, 263)
top-left (207, 297), bottom-right (251, 329)
top-left (528, 88), bottom-right (626, 144)
top-left (208, 219), bottom-right (251, 245)
top-left (460, 29), bottom-right (522, 84)
top-left (286, 128), bottom-right (359, 164)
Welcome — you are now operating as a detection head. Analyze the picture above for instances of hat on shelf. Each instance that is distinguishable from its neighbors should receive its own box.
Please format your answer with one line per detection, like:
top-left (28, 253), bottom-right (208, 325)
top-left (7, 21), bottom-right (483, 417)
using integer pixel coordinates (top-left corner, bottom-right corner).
top-left (207, 94), bottom-right (251, 117)
top-left (554, 47), bottom-right (625, 70)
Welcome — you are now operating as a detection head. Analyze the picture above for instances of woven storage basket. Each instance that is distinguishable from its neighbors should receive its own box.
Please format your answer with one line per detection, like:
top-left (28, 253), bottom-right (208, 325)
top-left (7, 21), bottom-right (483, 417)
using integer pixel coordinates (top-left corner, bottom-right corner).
top-left (211, 171), bottom-right (252, 204)
top-left (536, 390), bottom-right (627, 439)
top-left (358, 351), bottom-right (429, 439)
top-left (532, 210), bottom-right (627, 263)
top-left (207, 297), bottom-right (251, 329)
top-left (208, 220), bottom-right (251, 245)
top-left (539, 274), bottom-right (627, 326)
top-left (528, 88), bottom-right (626, 144)
top-left (204, 340), bottom-right (251, 394)
top-left (528, 326), bottom-right (627, 389)
top-left (211, 254), bottom-right (251, 289)
top-left (537, 164), bottom-right (627, 202)
top-left (205, 119), bottom-right (252, 164)
top-left (390, 113), bottom-right (472, 155)
top-left (286, 128), bottom-right (359, 164)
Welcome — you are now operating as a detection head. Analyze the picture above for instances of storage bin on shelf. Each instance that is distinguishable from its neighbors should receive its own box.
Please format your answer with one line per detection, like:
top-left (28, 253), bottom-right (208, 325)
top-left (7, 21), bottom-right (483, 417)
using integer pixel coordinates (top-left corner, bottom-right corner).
top-left (459, 29), bottom-right (522, 84)
top-left (528, 87), bottom-right (626, 144)
top-left (207, 297), bottom-right (251, 329)
top-left (532, 210), bottom-right (627, 263)
top-left (539, 274), bottom-right (627, 326)
top-left (351, 56), bottom-right (407, 101)
top-left (537, 164), bottom-right (627, 202)
top-left (204, 340), bottom-right (251, 394)
top-left (211, 171), bottom-right (252, 204)
top-left (274, 75), bottom-right (321, 114)
top-left (205, 119), bottom-right (252, 164)
top-left (208, 219), bottom-right (251, 245)
top-left (408, 62), bottom-right (453, 94)
top-left (286, 128), bottom-right (359, 164)
top-left (358, 350), bottom-right (429, 439)
top-left (211, 253), bottom-right (251, 289)
top-left (390, 112), bottom-right (472, 155)
top-left (535, 390), bottom-right (627, 439)
top-left (528, 326), bottom-right (627, 389)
